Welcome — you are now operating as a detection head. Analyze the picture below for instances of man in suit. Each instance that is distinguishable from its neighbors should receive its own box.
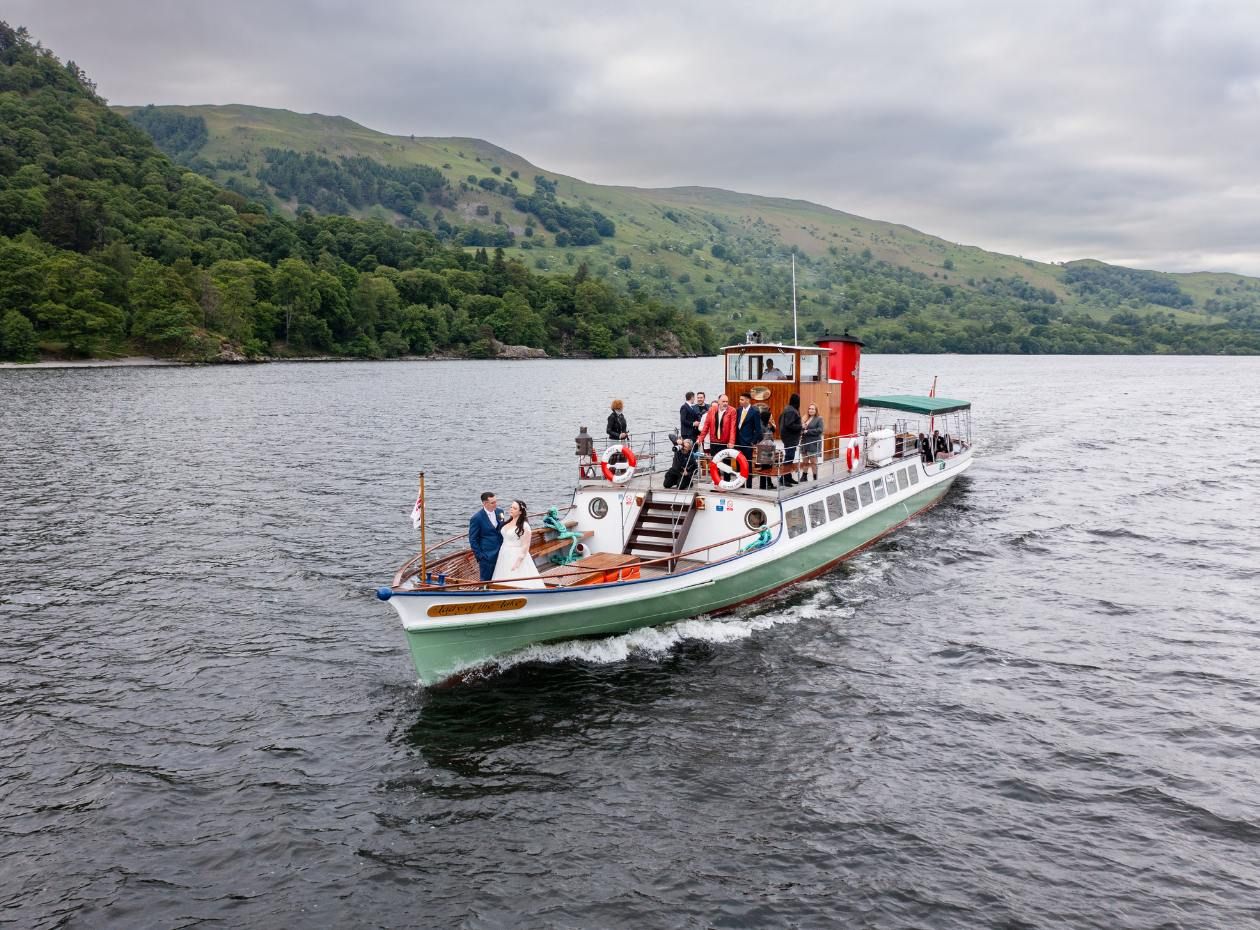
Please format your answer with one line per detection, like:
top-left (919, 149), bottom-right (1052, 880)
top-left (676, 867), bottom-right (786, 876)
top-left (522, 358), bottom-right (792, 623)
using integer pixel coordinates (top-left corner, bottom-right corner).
top-left (679, 391), bottom-right (699, 441)
top-left (734, 392), bottom-right (764, 488)
top-left (691, 391), bottom-right (709, 439)
top-left (469, 491), bottom-right (504, 582)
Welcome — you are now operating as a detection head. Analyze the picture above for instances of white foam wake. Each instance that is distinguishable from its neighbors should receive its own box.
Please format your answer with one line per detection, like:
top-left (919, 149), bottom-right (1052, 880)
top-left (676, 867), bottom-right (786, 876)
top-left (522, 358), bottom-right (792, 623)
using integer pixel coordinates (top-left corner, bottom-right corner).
top-left (484, 583), bottom-right (852, 675)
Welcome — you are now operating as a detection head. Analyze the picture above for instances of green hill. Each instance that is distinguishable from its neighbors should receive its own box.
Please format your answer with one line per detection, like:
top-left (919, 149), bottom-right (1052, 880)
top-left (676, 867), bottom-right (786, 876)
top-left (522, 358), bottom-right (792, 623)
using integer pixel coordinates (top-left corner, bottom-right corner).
top-left (0, 23), bottom-right (716, 362)
top-left (114, 103), bottom-right (1260, 354)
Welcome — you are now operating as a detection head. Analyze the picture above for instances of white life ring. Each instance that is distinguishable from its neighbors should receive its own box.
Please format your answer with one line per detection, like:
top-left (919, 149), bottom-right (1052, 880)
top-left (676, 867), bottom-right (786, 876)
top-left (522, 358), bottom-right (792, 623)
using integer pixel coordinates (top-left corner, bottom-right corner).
top-left (710, 448), bottom-right (749, 490)
top-left (600, 444), bottom-right (637, 484)
top-left (845, 438), bottom-right (863, 471)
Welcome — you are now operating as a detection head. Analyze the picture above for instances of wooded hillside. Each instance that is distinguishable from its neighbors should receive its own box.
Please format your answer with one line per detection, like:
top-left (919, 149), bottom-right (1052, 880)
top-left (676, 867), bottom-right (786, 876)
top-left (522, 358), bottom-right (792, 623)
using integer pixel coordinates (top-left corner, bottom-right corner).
top-left (0, 23), bottom-right (715, 362)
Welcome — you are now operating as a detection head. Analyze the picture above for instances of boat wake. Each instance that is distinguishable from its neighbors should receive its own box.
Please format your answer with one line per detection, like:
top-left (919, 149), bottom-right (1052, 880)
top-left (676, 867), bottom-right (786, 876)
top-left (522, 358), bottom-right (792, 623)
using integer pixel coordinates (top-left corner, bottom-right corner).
top-left (482, 583), bottom-right (849, 677)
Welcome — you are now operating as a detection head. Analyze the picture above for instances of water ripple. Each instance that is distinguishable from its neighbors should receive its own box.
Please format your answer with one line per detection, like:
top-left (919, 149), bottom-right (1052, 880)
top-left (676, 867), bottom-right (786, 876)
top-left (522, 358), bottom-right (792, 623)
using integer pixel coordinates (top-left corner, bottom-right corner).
top-left (3, 356), bottom-right (1259, 928)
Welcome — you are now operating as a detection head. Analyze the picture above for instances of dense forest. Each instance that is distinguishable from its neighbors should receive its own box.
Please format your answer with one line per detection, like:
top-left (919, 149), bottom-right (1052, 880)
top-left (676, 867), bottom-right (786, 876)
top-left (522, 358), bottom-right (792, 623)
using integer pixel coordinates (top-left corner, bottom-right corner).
top-left (0, 23), bottom-right (714, 362)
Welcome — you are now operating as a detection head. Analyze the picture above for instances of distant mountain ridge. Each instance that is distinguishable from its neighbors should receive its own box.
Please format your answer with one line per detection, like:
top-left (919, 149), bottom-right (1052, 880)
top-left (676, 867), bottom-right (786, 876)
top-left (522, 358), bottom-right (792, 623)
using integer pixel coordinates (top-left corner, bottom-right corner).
top-left (114, 103), bottom-right (1260, 354)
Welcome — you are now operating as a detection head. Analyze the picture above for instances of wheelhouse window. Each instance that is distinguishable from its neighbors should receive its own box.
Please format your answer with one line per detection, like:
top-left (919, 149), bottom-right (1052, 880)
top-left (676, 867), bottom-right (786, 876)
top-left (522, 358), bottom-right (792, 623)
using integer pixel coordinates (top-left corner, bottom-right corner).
top-left (726, 352), bottom-right (795, 381)
top-left (799, 353), bottom-right (821, 382)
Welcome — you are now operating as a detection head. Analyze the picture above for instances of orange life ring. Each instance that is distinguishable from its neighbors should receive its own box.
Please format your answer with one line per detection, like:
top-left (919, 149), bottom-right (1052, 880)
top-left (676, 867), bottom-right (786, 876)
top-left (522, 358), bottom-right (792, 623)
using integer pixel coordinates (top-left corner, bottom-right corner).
top-left (709, 448), bottom-right (749, 490)
top-left (600, 444), bottom-right (637, 484)
top-left (845, 438), bottom-right (862, 471)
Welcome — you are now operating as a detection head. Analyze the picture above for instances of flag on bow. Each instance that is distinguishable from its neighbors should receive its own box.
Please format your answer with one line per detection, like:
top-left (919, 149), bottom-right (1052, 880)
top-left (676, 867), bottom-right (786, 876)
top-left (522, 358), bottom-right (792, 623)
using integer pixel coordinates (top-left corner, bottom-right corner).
top-left (410, 490), bottom-right (424, 530)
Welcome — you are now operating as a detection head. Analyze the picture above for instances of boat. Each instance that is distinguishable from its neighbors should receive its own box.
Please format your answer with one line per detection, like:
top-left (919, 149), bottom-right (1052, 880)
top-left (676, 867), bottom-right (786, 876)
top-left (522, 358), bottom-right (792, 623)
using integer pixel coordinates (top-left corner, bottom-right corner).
top-left (377, 333), bottom-right (973, 686)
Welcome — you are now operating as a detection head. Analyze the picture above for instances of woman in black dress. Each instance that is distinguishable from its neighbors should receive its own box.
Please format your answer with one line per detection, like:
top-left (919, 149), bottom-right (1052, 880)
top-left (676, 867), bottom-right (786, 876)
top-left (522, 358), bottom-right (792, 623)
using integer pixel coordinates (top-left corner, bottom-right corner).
top-left (606, 399), bottom-right (628, 441)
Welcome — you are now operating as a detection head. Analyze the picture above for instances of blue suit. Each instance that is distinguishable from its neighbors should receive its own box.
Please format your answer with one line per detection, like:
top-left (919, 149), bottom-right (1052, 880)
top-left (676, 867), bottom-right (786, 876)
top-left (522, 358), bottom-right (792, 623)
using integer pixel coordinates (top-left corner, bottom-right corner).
top-left (469, 507), bottom-right (504, 581)
top-left (734, 404), bottom-right (763, 488)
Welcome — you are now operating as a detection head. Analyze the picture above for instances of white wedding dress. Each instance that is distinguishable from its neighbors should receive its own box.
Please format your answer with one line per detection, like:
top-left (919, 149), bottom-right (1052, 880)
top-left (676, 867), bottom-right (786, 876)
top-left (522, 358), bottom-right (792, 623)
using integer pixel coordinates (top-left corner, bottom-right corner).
top-left (491, 521), bottom-right (535, 587)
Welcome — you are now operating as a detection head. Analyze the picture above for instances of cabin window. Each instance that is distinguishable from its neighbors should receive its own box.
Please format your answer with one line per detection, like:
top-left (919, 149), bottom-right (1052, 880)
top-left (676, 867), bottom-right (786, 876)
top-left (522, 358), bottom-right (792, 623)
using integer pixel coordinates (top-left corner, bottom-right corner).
top-left (745, 508), bottom-right (767, 531)
top-left (872, 478), bottom-right (886, 501)
top-left (808, 500), bottom-right (827, 528)
top-left (907, 466), bottom-right (920, 485)
top-left (897, 468), bottom-right (909, 490)
top-left (799, 353), bottom-right (821, 382)
top-left (589, 497), bottom-right (608, 519)
top-left (858, 483), bottom-right (874, 507)
top-left (826, 493), bottom-right (844, 520)
top-left (786, 507), bottom-right (807, 538)
top-left (886, 475), bottom-right (899, 495)
top-left (728, 353), bottom-right (795, 381)
top-left (843, 488), bottom-right (860, 512)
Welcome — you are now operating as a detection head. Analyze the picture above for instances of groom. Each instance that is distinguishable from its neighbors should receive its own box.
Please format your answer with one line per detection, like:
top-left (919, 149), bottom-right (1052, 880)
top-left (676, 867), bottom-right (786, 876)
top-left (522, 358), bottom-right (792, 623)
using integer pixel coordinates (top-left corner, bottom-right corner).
top-left (469, 491), bottom-right (504, 582)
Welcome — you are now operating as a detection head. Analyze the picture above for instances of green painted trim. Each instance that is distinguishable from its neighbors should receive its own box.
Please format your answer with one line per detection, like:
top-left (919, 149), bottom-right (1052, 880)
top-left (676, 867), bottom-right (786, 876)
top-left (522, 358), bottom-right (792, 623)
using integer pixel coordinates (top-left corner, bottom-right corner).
top-left (859, 394), bottom-right (971, 415)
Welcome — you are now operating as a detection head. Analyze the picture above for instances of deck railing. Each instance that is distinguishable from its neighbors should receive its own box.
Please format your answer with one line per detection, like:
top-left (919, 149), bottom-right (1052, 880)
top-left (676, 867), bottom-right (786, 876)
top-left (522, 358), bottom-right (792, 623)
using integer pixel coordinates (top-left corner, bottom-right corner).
top-left (398, 520), bottom-right (783, 592)
top-left (392, 425), bottom-right (970, 590)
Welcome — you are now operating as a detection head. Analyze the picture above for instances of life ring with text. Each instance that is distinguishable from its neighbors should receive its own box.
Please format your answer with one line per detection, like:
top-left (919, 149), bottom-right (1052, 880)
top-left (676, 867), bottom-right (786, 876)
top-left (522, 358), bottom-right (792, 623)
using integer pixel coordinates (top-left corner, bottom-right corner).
top-left (845, 438), bottom-right (863, 471)
top-left (709, 448), bottom-right (749, 490)
top-left (600, 444), bottom-right (637, 484)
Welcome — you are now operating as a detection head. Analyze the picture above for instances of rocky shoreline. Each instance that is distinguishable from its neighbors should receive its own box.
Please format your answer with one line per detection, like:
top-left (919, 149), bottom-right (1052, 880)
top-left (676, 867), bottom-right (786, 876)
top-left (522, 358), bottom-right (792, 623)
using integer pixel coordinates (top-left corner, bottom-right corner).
top-left (2, 340), bottom-right (699, 369)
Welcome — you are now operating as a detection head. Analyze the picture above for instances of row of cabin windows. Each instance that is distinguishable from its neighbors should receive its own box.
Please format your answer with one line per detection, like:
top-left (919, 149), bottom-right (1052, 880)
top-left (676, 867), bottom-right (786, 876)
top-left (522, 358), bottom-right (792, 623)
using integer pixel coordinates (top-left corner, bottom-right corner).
top-left (784, 464), bottom-right (920, 539)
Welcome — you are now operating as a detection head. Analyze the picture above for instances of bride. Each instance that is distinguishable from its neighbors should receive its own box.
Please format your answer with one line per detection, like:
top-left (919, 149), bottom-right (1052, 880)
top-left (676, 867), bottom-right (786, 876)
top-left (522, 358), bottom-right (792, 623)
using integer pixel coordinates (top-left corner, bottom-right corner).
top-left (491, 500), bottom-right (535, 588)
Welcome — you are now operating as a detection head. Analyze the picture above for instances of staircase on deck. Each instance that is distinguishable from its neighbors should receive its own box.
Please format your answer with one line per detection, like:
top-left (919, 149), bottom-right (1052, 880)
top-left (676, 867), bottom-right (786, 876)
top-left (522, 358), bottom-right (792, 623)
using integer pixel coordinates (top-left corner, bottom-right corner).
top-left (622, 491), bottom-right (697, 572)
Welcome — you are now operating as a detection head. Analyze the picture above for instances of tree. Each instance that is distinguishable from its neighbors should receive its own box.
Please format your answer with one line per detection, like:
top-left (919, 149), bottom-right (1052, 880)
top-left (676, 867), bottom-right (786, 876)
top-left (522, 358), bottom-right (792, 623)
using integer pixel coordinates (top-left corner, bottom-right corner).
top-left (128, 257), bottom-right (197, 351)
top-left (0, 308), bottom-right (37, 361)
top-left (273, 257), bottom-right (320, 346)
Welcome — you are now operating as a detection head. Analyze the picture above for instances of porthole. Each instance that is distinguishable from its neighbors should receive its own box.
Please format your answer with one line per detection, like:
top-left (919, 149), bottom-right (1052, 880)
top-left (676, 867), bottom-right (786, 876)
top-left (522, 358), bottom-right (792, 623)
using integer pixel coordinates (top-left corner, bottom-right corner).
top-left (744, 507), bottom-right (767, 530)
top-left (589, 497), bottom-right (609, 519)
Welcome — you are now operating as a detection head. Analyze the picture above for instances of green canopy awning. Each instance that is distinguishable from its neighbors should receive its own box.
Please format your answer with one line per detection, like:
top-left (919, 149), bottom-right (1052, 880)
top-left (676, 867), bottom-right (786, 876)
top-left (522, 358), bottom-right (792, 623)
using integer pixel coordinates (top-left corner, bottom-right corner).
top-left (859, 394), bottom-right (971, 415)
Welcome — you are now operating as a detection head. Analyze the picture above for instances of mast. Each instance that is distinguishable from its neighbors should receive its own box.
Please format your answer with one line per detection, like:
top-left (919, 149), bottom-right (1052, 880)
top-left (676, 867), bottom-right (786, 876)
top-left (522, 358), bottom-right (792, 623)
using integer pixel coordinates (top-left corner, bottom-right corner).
top-left (416, 472), bottom-right (427, 581)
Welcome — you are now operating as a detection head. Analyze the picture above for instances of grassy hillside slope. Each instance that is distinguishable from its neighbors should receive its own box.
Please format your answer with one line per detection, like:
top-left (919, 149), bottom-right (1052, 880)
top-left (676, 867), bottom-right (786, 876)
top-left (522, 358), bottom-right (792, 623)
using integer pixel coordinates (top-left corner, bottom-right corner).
top-left (114, 103), bottom-right (1260, 354)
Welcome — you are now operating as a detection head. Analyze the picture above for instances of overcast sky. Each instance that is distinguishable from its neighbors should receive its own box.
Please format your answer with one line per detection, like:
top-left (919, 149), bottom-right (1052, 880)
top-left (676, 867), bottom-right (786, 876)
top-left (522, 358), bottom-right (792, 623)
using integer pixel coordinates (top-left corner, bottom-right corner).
top-left (11, 0), bottom-right (1260, 275)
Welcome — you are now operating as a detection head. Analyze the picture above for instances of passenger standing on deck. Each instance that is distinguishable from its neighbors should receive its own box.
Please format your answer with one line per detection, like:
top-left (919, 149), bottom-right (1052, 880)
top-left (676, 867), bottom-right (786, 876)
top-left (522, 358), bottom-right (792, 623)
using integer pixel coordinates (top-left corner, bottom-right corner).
top-left (698, 394), bottom-right (735, 456)
top-left (492, 500), bottom-right (536, 588)
top-left (606, 399), bottom-right (628, 442)
top-left (777, 393), bottom-right (803, 487)
top-left (734, 392), bottom-right (764, 489)
top-left (469, 492), bottom-right (504, 582)
top-left (693, 392), bottom-right (710, 437)
top-left (679, 392), bottom-right (699, 441)
top-left (800, 403), bottom-right (824, 481)
top-left (919, 432), bottom-right (934, 463)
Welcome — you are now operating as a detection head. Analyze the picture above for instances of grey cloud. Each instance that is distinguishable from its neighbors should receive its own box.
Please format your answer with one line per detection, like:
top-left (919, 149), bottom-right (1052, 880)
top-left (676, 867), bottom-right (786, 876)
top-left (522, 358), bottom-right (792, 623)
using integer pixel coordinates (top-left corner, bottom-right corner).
top-left (10, 0), bottom-right (1260, 274)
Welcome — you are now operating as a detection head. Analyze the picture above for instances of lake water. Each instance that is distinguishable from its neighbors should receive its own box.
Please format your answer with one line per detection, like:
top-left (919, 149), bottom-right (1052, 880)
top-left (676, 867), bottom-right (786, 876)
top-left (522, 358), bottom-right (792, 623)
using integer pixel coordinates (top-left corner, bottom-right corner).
top-left (2, 355), bottom-right (1259, 929)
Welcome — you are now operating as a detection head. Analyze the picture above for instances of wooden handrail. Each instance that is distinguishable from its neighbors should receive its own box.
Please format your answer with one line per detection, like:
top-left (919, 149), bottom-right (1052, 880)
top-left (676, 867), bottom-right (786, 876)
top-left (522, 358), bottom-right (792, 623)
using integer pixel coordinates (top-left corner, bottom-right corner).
top-left (403, 521), bottom-right (783, 591)
top-left (393, 502), bottom-right (578, 587)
